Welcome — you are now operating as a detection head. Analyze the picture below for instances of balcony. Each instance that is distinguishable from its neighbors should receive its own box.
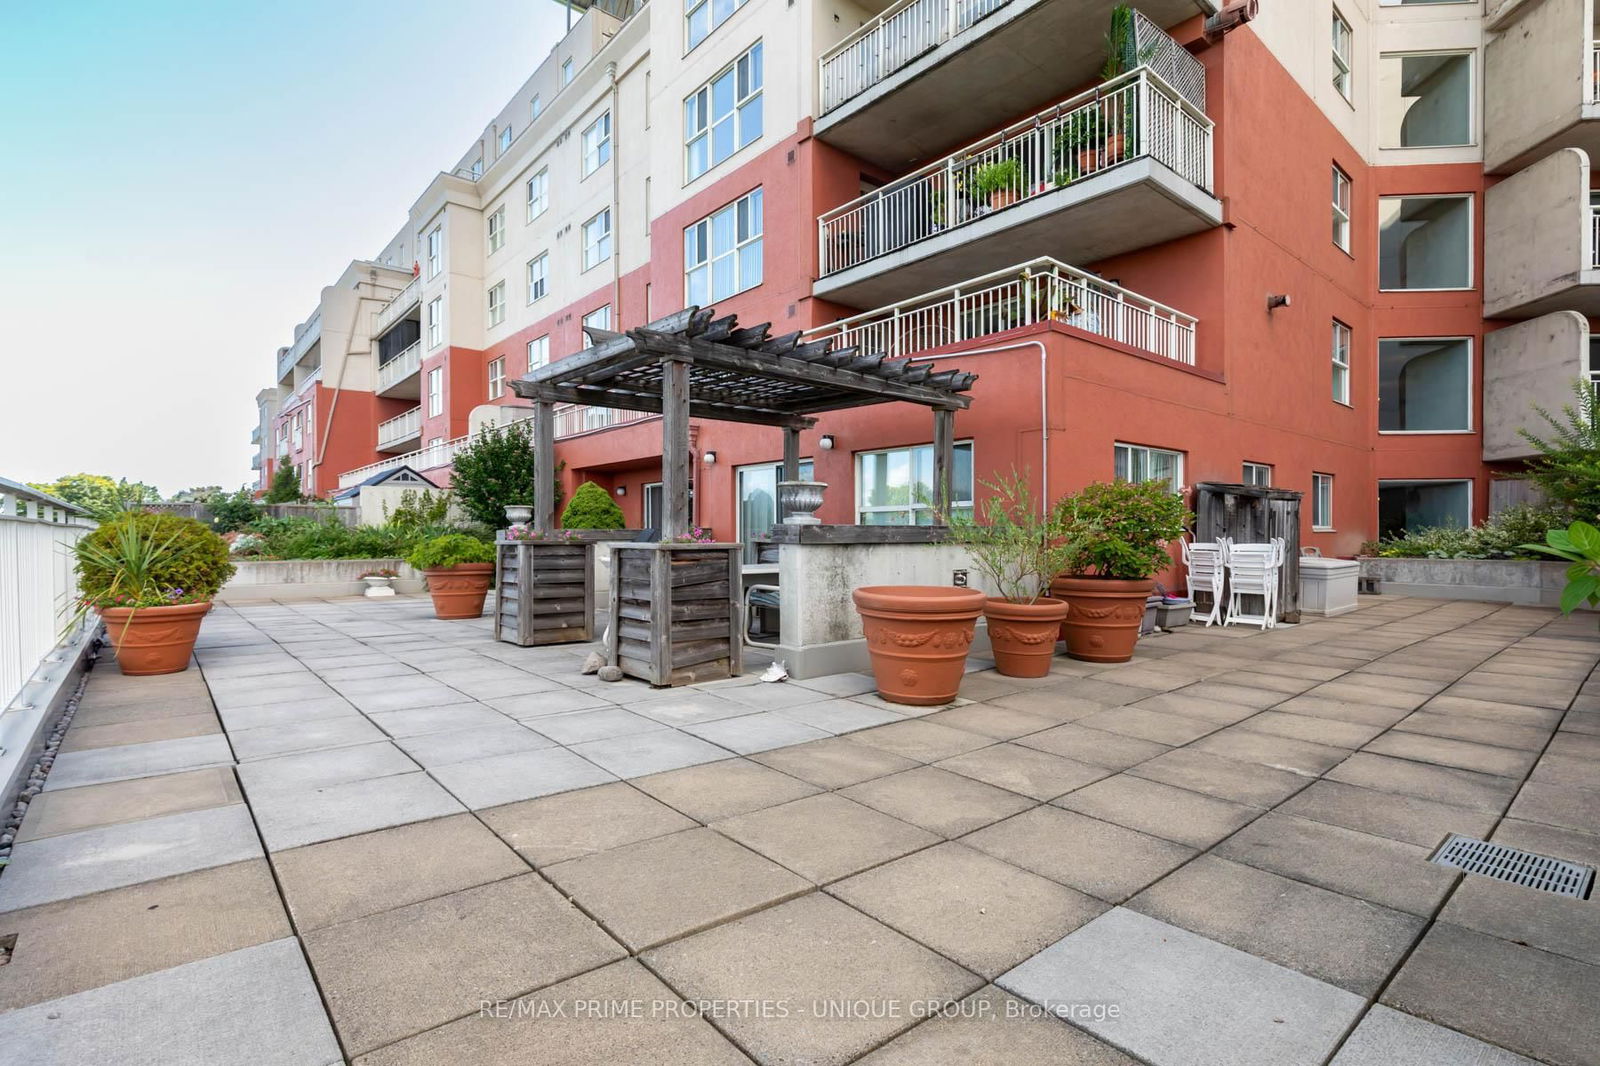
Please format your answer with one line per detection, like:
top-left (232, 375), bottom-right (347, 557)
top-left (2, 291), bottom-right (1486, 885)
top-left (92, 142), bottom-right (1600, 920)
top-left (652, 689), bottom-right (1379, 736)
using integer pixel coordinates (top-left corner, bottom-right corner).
top-left (815, 68), bottom-right (1219, 308)
top-left (372, 275), bottom-right (422, 340)
top-left (278, 309), bottom-right (322, 384)
top-left (376, 341), bottom-right (423, 398)
top-left (1484, 148), bottom-right (1600, 319)
top-left (377, 406), bottom-right (424, 453)
top-left (804, 257), bottom-right (1196, 365)
top-left (816, 1), bottom-right (1211, 170)
top-left (1484, 0), bottom-right (1600, 173)
top-left (1483, 311), bottom-right (1592, 461)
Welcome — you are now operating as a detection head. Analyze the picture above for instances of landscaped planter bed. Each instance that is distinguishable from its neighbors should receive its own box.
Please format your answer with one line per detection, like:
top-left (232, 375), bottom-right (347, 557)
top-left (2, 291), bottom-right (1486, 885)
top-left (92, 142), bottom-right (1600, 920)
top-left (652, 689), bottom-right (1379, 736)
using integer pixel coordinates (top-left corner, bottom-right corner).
top-left (1360, 558), bottom-right (1584, 608)
top-left (217, 558), bottom-right (425, 602)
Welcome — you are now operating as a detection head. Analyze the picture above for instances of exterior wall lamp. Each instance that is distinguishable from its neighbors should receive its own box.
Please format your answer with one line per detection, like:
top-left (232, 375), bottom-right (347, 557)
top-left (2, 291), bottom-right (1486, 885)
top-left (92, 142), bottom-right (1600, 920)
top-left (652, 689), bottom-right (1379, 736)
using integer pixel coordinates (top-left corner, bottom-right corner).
top-left (703, 450), bottom-right (717, 465)
top-left (819, 434), bottom-right (836, 450)
top-left (614, 486), bottom-right (626, 496)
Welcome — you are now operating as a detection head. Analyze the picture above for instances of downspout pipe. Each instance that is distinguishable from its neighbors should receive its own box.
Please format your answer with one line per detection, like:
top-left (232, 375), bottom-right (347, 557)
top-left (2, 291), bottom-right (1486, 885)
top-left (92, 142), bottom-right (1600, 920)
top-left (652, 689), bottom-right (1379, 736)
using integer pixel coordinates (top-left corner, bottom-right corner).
top-left (311, 277), bottom-right (391, 493)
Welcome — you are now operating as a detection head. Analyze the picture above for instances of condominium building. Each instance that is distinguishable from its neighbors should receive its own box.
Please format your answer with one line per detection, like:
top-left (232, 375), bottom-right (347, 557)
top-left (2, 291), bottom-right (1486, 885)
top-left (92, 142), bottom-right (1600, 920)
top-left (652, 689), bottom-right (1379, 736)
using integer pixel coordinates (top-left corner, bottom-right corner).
top-left (251, 0), bottom-right (1600, 557)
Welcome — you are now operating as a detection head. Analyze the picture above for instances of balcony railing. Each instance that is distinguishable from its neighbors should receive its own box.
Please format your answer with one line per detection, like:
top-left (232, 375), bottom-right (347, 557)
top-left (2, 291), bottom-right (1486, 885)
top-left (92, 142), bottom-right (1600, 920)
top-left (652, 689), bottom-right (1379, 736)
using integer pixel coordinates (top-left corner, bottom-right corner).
top-left (1592, 43), bottom-right (1599, 102)
top-left (373, 275), bottom-right (422, 339)
top-left (377, 341), bottom-right (423, 394)
top-left (818, 68), bottom-right (1212, 277)
top-left (1592, 204), bottom-right (1600, 269)
top-left (1, 479), bottom-right (94, 716)
top-left (377, 406), bottom-right (423, 450)
top-left (819, 0), bottom-right (1009, 114)
top-left (804, 257), bottom-right (1196, 365)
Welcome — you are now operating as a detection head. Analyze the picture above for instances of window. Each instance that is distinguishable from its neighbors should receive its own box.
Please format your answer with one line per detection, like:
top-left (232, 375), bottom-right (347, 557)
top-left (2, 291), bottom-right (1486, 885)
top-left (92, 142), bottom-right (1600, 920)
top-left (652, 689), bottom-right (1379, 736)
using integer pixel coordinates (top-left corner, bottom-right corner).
top-left (1380, 51), bottom-right (1472, 148)
top-left (686, 0), bottom-right (748, 50)
top-left (1332, 319), bottom-right (1352, 405)
top-left (498, 126), bottom-right (513, 154)
top-left (426, 227), bottom-right (442, 278)
top-left (1332, 9), bottom-right (1353, 101)
top-left (470, 157), bottom-right (483, 180)
top-left (488, 281), bottom-right (506, 327)
top-left (488, 357), bottom-right (506, 400)
top-left (427, 367), bottom-right (443, 417)
top-left (1379, 195), bottom-right (1471, 290)
top-left (560, 58), bottom-right (573, 86)
top-left (1243, 462), bottom-right (1273, 487)
top-left (582, 112), bottom-right (612, 176)
top-left (527, 335), bottom-right (549, 369)
top-left (526, 168), bottom-right (548, 221)
top-left (856, 443), bottom-right (974, 525)
top-left (1379, 480), bottom-right (1471, 538)
top-left (1312, 473), bottom-right (1334, 530)
top-left (291, 411), bottom-right (303, 450)
top-left (487, 206), bottom-right (505, 253)
top-left (685, 189), bottom-right (764, 304)
top-left (426, 297), bottom-right (443, 348)
top-left (1332, 165), bottom-right (1352, 252)
top-left (582, 209), bottom-right (612, 270)
top-left (582, 306), bottom-right (612, 333)
top-left (1379, 337), bottom-right (1472, 432)
top-left (527, 253), bottom-right (548, 303)
top-left (685, 42), bottom-right (763, 180)
top-left (1114, 443), bottom-right (1184, 491)
top-left (644, 482), bottom-right (664, 529)
top-left (530, 94), bottom-right (542, 119)
top-left (736, 459), bottom-right (816, 562)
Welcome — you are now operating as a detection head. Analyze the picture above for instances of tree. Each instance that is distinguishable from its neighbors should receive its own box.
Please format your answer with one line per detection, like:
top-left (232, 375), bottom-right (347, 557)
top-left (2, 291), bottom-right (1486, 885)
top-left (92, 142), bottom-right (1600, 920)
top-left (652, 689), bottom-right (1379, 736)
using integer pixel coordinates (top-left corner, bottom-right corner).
top-left (449, 421), bottom-right (562, 528)
top-left (28, 473), bottom-right (161, 519)
top-left (264, 458), bottom-right (305, 504)
top-left (560, 481), bottom-right (626, 529)
top-left (207, 487), bottom-right (261, 533)
top-left (1519, 381), bottom-right (1600, 520)
top-left (170, 485), bottom-right (223, 503)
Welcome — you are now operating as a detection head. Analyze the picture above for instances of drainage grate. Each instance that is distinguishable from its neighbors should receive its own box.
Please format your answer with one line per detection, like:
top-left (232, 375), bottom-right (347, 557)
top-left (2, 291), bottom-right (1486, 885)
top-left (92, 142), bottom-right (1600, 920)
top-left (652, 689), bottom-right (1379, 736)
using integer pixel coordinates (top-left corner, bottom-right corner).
top-left (1430, 834), bottom-right (1595, 899)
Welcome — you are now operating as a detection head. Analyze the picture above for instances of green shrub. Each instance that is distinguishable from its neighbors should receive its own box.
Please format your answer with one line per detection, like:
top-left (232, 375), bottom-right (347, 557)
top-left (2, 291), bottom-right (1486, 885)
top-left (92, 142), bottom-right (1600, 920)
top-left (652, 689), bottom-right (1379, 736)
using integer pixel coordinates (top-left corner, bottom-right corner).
top-left (560, 481), bottom-right (625, 529)
top-left (1054, 479), bottom-right (1191, 580)
top-left (384, 489), bottom-right (453, 532)
top-left (947, 472), bottom-right (1073, 602)
top-left (407, 533), bottom-right (495, 570)
top-left (1371, 504), bottom-right (1572, 560)
top-left (264, 457), bottom-right (305, 503)
top-left (1519, 381), bottom-right (1600, 519)
top-left (76, 512), bottom-right (235, 607)
top-left (1523, 520), bottom-right (1600, 616)
top-left (449, 421), bottom-right (562, 528)
top-left (207, 487), bottom-right (261, 533)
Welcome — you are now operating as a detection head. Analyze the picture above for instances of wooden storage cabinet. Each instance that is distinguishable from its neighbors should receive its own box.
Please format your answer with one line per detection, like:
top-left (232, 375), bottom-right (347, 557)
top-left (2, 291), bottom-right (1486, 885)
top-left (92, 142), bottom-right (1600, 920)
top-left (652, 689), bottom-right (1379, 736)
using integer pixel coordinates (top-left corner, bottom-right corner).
top-left (609, 543), bottom-right (742, 686)
top-left (495, 539), bottom-right (596, 646)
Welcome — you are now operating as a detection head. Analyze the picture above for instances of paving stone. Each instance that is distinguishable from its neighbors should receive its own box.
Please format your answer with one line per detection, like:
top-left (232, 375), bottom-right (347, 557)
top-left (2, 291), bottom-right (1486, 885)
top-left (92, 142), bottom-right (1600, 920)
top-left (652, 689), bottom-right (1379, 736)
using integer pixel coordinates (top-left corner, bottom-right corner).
top-left (1088, 663), bottom-right (1209, 693)
top-left (528, 706), bottom-right (671, 744)
top-left (1128, 855), bottom-right (1425, 995)
top-left (714, 792), bottom-right (939, 883)
top-left (1167, 681), bottom-right (1287, 710)
top-left (773, 697), bottom-right (904, 735)
top-left (1382, 922), bottom-right (1600, 1066)
top-left (273, 813), bottom-right (527, 930)
top-left (632, 757), bottom-right (821, 821)
top-left (1330, 1005), bottom-right (1542, 1066)
top-left (644, 893), bottom-right (982, 1066)
top-left (1306, 681), bottom-right (1432, 711)
top-left (0, 938), bottom-right (341, 1066)
top-left (366, 701), bottom-right (513, 737)
top-left (1529, 751), bottom-right (1600, 791)
top-left (962, 806), bottom-right (1195, 903)
top-left (58, 711), bottom-right (221, 754)
top-left (1326, 752), bottom-right (1519, 814)
top-left (423, 666), bottom-right (566, 699)
top-left (1236, 710), bottom-right (1385, 749)
top-left (353, 959), bottom-right (750, 1066)
top-left (752, 736), bottom-right (919, 788)
top-left (684, 710), bottom-right (833, 753)
top-left (1364, 732), bottom-right (1538, 779)
top-left (921, 704), bottom-right (1059, 740)
top-left (1128, 748), bottom-right (1312, 806)
top-left (570, 729), bottom-right (732, 778)
top-left (1276, 779), bottom-right (1495, 848)
top-left (842, 766), bottom-right (1035, 837)
top-left (830, 842), bottom-right (1107, 978)
top-left (1188, 727), bottom-right (1350, 776)
top-left (332, 677), bottom-right (477, 713)
top-left (216, 695), bottom-right (365, 732)
top-left (1208, 669), bottom-right (1324, 695)
top-left (1272, 695), bottom-right (1413, 728)
top-left (235, 741), bottom-right (416, 798)
top-left (989, 688), bottom-right (1109, 722)
top-left (392, 721), bottom-right (553, 767)
top-left (1215, 813), bottom-right (1458, 917)
top-left (1076, 705), bottom-right (1220, 745)
top-left (1012, 722), bottom-right (1171, 769)
top-left (1506, 780), bottom-right (1600, 834)
top-left (1049, 678), bottom-right (1155, 706)
top-left (857, 985), bottom-right (1139, 1065)
top-left (1546, 731), bottom-right (1600, 759)
top-left (479, 780), bottom-right (695, 865)
top-left (998, 908), bottom-right (1364, 1066)
top-left (1055, 774), bottom-right (1260, 847)
top-left (208, 678), bottom-right (337, 709)
top-left (43, 734), bottom-right (235, 792)
top-left (228, 715), bottom-right (390, 760)
top-left (15, 767), bottom-right (242, 843)
top-left (249, 770), bottom-right (465, 851)
top-left (1391, 711), bottom-right (1552, 752)
top-left (304, 872), bottom-right (625, 1055)
top-left (428, 744), bottom-right (618, 809)
top-left (1445, 679), bottom-right (1577, 710)
top-left (934, 743), bottom-right (1108, 800)
top-left (790, 670), bottom-right (879, 697)
top-left (845, 719), bottom-right (994, 762)
top-left (488, 688), bottom-right (618, 718)
top-left (1419, 695), bottom-right (1564, 729)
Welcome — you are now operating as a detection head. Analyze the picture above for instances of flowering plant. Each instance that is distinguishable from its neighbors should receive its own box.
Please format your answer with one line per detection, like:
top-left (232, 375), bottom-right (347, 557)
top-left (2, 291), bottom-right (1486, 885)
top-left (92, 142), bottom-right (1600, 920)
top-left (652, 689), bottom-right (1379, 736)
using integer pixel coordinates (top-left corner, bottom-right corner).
top-left (663, 526), bottom-right (715, 544)
top-left (504, 525), bottom-right (577, 542)
top-left (81, 586), bottom-right (211, 611)
top-left (229, 533), bottom-right (266, 556)
top-left (359, 568), bottom-right (399, 579)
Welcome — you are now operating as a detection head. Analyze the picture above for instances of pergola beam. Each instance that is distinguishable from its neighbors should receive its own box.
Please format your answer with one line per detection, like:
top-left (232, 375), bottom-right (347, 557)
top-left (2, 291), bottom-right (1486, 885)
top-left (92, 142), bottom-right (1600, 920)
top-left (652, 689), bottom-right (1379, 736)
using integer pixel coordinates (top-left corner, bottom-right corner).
top-left (513, 381), bottom-right (817, 429)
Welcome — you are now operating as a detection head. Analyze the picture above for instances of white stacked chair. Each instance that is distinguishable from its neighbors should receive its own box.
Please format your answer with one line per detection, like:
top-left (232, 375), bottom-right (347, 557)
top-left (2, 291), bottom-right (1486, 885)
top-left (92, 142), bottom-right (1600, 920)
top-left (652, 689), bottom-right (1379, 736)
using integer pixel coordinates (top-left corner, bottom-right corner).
top-left (1224, 538), bottom-right (1284, 630)
top-left (1182, 537), bottom-right (1230, 627)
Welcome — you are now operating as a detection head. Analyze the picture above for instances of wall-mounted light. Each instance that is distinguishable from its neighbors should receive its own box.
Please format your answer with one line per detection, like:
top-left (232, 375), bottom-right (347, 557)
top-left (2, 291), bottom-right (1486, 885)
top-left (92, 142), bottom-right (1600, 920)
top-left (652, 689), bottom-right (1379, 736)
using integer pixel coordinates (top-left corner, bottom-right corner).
top-left (819, 434), bottom-right (835, 450)
top-left (703, 450), bottom-right (717, 465)
top-left (1267, 293), bottom-right (1292, 312)
top-left (614, 485), bottom-right (626, 497)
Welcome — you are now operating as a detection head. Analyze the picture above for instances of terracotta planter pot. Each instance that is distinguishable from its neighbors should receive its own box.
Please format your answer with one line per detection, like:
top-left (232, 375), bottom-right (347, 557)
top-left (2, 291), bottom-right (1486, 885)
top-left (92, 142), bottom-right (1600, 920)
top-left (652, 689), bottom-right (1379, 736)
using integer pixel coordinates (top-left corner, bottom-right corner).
top-left (989, 188), bottom-right (1021, 211)
top-left (852, 585), bottom-right (987, 706)
top-left (100, 601), bottom-right (212, 676)
top-left (1049, 575), bottom-right (1154, 663)
top-left (423, 563), bottom-right (494, 620)
top-left (983, 597), bottom-right (1068, 678)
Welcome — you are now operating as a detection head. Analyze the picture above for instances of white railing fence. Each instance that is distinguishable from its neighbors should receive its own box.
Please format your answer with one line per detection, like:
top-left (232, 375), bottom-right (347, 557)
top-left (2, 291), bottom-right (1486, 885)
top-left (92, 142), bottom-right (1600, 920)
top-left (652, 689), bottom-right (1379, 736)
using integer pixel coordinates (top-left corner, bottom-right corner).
top-left (377, 406), bottom-right (423, 449)
top-left (803, 257), bottom-right (1197, 365)
top-left (0, 482), bottom-right (94, 713)
top-left (372, 275), bottom-right (422, 338)
top-left (377, 341), bottom-right (422, 394)
top-left (818, 68), bottom-right (1212, 276)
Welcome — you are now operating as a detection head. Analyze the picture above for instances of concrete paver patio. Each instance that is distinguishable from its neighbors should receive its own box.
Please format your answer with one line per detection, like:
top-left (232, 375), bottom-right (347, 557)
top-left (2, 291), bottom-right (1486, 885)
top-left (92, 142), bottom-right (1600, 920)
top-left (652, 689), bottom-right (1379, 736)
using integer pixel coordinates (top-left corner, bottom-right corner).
top-left (1, 594), bottom-right (1598, 1064)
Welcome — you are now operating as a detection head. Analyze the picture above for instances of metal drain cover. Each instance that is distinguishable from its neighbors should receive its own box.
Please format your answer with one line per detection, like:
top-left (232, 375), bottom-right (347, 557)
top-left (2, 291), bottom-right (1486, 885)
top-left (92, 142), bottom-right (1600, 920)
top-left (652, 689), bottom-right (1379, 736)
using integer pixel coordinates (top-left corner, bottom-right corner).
top-left (1430, 834), bottom-right (1595, 899)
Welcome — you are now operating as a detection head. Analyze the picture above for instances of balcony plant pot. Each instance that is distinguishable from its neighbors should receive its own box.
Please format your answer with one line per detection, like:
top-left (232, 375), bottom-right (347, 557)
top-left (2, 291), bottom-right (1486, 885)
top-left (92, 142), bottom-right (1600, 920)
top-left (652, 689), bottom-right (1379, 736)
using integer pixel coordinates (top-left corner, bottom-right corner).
top-left (100, 602), bottom-right (212, 676)
top-left (1049, 576), bottom-right (1154, 663)
top-left (852, 585), bottom-right (986, 706)
top-left (983, 597), bottom-right (1068, 678)
top-left (362, 575), bottom-right (397, 598)
top-left (422, 563), bottom-right (494, 620)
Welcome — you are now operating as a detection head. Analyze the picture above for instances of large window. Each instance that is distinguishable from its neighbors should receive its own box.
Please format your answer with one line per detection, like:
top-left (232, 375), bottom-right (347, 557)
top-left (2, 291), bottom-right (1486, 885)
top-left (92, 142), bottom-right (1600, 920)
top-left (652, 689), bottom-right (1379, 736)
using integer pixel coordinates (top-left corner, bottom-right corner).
top-left (426, 227), bottom-right (442, 278)
top-left (1114, 443), bottom-right (1184, 491)
top-left (1332, 165), bottom-right (1352, 252)
top-left (1379, 338), bottom-right (1471, 432)
top-left (685, 189), bottom-right (764, 305)
top-left (487, 206), bottom-right (505, 254)
top-left (1332, 9), bottom-right (1353, 102)
top-left (1332, 319), bottom-right (1352, 405)
top-left (685, 42), bottom-right (763, 181)
top-left (1380, 51), bottom-right (1472, 148)
top-left (582, 306), bottom-right (612, 333)
top-left (528, 335), bottom-right (549, 369)
top-left (427, 367), bottom-right (443, 417)
top-left (1379, 480), bottom-right (1471, 538)
top-left (488, 281), bottom-right (506, 327)
top-left (1379, 195), bottom-right (1471, 290)
top-left (582, 112), bottom-right (612, 177)
top-left (1243, 462), bottom-right (1273, 487)
top-left (686, 0), bottom-right (748, 50)
top-left (488, 357), bottom-right (505, 400)
top-left (856, 442), bottom-right (974, 525)
top-left (1312, 473), bottom-right (1334, 530)
top-left (582, 210), bottom-right (612, 270)
top-left (526, 169), bottom-right (548, 221)
top-left (426, 297), bottom-right (443, 348)
top-left (736, 459), bottom-right (816, 562)
top-left (527, 253), bottom-right (548, 303)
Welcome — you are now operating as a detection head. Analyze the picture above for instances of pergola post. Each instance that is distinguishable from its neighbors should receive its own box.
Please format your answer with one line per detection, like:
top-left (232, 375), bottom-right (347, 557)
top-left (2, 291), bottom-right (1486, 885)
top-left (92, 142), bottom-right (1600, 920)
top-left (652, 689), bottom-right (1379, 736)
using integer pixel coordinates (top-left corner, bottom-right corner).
top-left (932, 407), bottom-right (955, 519)
top-left (532, 400), bottom-right (556, 532)
top-left (780, 425), bottom-right (802, 520)
top-left (660, 355), bottom-right (692, 540)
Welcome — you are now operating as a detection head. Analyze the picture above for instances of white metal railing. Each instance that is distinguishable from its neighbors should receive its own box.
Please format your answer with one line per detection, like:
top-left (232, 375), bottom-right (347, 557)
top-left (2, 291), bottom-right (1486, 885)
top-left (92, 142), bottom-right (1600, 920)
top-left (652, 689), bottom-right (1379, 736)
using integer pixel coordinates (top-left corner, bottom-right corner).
top-left (289, 365), bottom-right (322, 402)
top-left (0, 480), bottom-right (94, 714)
top-left (818, 68), bottom-right (1212, 277)
top-left (373, 275), bottom-right (421, 339)
top-left (377, 406), bottom-right (423, 450)
top-left (1592, 44), bottom-right (1599, 102)
top-left (803, 257), bottom-right (1197, 365)
top-left (819, 0), bottom-right (1011, 114)
top-left (1591, 205), bottom-right (1600, 269)
top-left (377, 341), bottom-right (423, 394)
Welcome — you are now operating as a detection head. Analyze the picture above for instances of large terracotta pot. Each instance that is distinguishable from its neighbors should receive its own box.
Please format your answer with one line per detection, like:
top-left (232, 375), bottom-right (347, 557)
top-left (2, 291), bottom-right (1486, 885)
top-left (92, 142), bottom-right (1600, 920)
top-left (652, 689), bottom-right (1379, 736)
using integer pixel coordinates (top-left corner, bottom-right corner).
top-left (100, 601), bottom-right (212, 676)
top-left (423, 563), bottom-right (494, 620)
top-left (984, 597), bottom-right (1069, 678)
top-left (852, 585), bottom-right (987, 706)
top-left (1050, 575), bottom-right (1154, 663)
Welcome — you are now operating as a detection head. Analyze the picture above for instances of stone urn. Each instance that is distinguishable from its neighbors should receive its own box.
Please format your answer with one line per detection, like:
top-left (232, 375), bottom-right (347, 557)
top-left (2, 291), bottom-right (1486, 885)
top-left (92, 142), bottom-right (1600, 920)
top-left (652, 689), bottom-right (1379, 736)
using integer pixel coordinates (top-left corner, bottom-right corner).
top-left (778, 481), bottom-right (827, 525)
top-left (503, 504), bottom-right (533, 525)
top-left (362, 575), bottom-right (397, 598)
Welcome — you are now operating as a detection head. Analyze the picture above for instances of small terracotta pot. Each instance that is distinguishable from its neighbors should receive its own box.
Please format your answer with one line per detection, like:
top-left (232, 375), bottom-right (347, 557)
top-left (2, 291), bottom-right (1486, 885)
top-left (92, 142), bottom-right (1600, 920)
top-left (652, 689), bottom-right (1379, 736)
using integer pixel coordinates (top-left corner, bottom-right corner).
top-left (1050, 575), bottom-right (1154, 663)
top-left (852, 585), bottom-right (987, 706)
top-left (423, 563), bottom-right (494, 620)
top-left (984, 597), bottom-right (1068, 678)
top-left (989, 188), bottom-right (1021, 210)
top-left (100, 601), bottom-right (212, 676)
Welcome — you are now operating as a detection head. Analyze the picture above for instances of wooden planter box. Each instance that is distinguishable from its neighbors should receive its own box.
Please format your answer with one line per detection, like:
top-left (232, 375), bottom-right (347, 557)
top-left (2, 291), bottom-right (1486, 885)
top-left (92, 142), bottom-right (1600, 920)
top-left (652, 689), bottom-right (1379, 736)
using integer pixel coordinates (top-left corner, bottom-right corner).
top-left (495, 539), bottom-right (596, 646)
top-left (609, 543), bottom-right (743, 686)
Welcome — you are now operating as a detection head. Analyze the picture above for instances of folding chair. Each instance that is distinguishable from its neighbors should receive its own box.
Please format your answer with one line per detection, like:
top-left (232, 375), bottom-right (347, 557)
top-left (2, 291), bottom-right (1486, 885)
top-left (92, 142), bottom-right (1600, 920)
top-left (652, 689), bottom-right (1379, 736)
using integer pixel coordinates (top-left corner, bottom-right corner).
top-left (1182, 537), bottom-right (1229, 627)
top-left (1224, 540), bottom-right (1282, 630)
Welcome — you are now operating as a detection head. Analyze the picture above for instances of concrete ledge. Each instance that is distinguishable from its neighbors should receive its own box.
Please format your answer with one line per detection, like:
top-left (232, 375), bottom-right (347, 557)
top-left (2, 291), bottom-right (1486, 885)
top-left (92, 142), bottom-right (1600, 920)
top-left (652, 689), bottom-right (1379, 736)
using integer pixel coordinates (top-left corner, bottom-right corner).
top-left (0, 623), bottom-right (98, 816)
top-left (218, 558), bottom-right (424, 603)
top-left (1360, 558), bottom-right (1585, 608)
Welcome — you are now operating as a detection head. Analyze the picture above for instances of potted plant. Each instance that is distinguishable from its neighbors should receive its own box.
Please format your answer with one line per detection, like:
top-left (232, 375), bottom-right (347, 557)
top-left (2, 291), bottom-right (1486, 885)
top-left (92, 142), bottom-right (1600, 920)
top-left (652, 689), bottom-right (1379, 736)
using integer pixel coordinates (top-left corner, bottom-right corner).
top-left (852, 583), bottom-right (987, 705)
top-left (407, 533), bottom-right (495, 619)
top-left (1050, 479), bottom-right (1190, 662)
top-left (360, 568), bottom-right (398, 597)
top-left (1056, 109), bottom-right (1106, 179)
top-left (74, 512), bottom-right (236, 676)
top-left (972, 158), bottom-right (1023, 211)
top-left (947, 474), bottom-right (1072, 678)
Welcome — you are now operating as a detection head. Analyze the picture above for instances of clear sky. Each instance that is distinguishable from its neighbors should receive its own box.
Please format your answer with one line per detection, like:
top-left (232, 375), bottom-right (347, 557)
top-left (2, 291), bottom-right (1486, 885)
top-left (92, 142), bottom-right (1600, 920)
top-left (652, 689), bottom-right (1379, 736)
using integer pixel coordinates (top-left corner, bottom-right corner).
top-left (0, 0), bottom-right (570, 496)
